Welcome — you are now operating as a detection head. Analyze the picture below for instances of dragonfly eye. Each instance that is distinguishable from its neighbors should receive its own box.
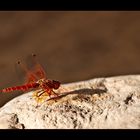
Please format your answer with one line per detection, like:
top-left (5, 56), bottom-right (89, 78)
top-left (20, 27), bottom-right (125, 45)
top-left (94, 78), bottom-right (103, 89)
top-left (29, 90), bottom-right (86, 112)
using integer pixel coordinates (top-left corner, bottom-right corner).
top-left (53, 80), bottom-right (60, 89)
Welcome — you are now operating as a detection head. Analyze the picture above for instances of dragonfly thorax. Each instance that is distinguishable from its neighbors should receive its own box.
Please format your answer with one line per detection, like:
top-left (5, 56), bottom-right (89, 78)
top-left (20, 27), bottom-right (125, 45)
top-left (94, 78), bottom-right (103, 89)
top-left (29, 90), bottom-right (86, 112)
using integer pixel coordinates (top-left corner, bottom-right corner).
top-left (36, 78), bottom-right (60, 90)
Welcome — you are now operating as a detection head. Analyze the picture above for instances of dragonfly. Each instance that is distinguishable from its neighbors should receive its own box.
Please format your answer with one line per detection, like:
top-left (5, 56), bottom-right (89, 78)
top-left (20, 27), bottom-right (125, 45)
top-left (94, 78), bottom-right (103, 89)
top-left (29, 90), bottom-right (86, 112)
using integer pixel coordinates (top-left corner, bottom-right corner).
top-left (0, 54), bottom-right (61, 103)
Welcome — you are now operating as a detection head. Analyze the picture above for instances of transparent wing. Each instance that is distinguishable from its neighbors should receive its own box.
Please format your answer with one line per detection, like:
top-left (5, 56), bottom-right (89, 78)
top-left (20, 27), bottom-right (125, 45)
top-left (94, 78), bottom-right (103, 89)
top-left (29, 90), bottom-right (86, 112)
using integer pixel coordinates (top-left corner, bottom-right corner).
top-left (25, 71), bottom-right (38, 83)
top-left (31, 63), bottom-right (46, 80)
top-left (17, 54), bottom-right (47, 84)
top-left (17, 61), bottom-right (38, 84)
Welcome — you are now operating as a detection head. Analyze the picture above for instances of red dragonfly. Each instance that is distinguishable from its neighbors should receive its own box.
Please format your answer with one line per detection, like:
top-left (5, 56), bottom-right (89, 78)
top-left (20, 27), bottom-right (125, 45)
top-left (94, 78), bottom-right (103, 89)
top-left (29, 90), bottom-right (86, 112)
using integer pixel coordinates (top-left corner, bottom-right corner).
top-left (0, 54), bottom-right (61, 103)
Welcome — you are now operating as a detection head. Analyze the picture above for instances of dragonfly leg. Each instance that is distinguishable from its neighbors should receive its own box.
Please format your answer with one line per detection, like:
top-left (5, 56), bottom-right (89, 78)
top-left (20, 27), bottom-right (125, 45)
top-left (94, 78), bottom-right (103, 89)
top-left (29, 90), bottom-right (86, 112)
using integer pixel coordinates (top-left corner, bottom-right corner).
top-left (33, 87), bottom-right (59, 104)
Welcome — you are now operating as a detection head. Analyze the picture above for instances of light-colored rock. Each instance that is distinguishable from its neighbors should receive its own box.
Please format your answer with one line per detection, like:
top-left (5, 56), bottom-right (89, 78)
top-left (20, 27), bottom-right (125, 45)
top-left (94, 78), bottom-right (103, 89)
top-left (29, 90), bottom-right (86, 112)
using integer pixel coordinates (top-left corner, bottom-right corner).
top-left (0, 75), bottom-right (140, 129)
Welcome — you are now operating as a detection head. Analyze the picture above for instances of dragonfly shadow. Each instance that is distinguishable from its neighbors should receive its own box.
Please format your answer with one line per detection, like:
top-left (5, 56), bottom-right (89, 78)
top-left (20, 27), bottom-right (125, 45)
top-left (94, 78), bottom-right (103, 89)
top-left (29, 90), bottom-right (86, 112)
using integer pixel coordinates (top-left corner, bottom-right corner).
top-left (47, 87), bottom-right (108, 101)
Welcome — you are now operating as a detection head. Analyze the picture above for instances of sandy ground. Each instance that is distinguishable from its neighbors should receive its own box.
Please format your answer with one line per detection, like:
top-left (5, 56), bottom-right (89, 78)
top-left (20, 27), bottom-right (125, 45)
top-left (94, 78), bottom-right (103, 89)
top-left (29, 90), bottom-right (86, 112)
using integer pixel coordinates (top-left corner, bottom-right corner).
top-left (0, 11), bottom-right (140, 107)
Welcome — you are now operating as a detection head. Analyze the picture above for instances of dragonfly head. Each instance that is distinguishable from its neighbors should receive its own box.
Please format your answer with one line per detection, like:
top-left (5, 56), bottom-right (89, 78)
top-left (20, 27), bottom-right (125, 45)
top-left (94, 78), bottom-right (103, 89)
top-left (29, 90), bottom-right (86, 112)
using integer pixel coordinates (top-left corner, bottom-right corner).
top-left (52, 80), bottom-right (61, 89)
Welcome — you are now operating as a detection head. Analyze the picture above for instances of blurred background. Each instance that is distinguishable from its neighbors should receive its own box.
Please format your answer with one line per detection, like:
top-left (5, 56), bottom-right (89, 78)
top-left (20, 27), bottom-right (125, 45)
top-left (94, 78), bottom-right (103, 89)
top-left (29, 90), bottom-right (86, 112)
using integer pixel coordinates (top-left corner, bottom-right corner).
top-left (0, 11), bottom-right (140, 107)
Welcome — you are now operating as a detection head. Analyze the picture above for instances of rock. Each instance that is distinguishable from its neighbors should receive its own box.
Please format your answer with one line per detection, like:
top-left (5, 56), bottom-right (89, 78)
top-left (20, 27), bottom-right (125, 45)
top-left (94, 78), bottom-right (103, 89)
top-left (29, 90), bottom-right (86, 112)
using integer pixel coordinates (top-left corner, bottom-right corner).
top-left (0, 75), bottom-right (140, 129)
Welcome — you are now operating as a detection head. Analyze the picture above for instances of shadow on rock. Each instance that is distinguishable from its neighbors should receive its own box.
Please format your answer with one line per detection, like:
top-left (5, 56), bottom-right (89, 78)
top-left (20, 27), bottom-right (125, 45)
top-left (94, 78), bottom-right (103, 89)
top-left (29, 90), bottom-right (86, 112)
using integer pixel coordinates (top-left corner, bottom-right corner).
top-left (47, 87), bottom-right (108, 101)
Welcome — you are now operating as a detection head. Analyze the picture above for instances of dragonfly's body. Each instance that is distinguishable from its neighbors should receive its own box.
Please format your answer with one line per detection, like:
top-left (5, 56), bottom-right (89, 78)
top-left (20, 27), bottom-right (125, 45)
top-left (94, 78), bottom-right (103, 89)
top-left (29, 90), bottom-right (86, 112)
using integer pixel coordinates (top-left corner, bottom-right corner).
top-left (1, 79), bottom-right (60, 93)
top-left (0, 54), bottom-right (61, 103)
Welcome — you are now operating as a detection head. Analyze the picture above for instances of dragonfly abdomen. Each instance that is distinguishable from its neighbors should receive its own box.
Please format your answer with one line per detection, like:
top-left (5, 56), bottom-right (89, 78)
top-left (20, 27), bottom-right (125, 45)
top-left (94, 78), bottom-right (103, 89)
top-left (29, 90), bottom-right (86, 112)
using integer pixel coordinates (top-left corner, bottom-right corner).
top-left (1, 83), bottom-right (39, 93)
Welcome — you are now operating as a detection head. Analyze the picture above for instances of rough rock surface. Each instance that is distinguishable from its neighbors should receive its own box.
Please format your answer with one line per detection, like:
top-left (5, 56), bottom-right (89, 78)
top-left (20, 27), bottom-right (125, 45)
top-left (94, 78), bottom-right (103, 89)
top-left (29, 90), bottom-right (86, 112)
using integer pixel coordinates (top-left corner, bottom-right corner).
top-left (0, 75), bottom-right (140, 129)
